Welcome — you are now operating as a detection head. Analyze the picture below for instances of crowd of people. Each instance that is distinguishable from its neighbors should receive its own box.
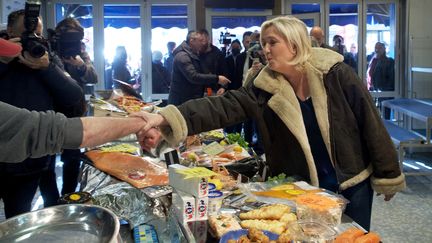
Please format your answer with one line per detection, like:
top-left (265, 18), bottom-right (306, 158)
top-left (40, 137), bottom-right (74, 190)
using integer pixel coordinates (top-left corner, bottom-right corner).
top-left (0, 7), bottom-right (402, 233)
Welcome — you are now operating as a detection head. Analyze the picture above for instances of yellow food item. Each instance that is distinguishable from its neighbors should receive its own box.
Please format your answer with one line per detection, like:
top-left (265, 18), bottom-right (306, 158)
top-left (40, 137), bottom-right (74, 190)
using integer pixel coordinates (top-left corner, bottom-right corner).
top-left (279, 213), bottom-right (297, 224)
top-left (69, 194), bottom-right (81, 201)
top-left (239, 204), bottom-right (291, 220)
top-left (240, 219), bottom-right (286, 235)
top-left (100, 143), bottom-right (139, 154)
top-left (208, 178), bottom-right (223, 190)
top-left (233, 145), bottom-right (243, 152)
top-left (270, 184), bottom-right (295, 191)
top-left (219, 140), bottom-right (227, 146)
top-left (187, 152), bottom-right (199, 162)
top-left (285, 189), bottom-right (306, 195)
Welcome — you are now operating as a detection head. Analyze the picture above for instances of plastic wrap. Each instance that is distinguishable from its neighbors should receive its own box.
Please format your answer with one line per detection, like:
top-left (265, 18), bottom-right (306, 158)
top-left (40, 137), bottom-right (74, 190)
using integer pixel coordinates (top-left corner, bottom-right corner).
top-left (80, 164), bottom-right (171, 228)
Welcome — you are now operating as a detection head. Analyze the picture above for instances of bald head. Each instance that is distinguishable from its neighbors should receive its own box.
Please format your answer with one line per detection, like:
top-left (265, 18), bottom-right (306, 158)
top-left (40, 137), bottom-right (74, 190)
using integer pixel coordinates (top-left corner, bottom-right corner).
top-left (310, 26), bottom-right (325, 46)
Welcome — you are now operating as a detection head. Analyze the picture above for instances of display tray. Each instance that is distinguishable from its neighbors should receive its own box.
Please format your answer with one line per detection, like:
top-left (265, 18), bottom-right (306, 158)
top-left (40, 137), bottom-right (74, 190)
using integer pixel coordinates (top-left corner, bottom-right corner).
top-left (0, 204), bottom-right (120, 243)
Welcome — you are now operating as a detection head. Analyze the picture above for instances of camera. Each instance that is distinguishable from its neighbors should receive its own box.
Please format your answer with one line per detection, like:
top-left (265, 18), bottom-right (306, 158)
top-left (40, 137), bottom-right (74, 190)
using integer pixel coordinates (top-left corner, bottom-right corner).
top-left (21, 0), bottom-right (48, 58)
top-left (248, 41), bottom-right (262, 58)
top-left (48, 29), bottom-right (84, 58)
top-left (219, 30), bottom-right (236, 45)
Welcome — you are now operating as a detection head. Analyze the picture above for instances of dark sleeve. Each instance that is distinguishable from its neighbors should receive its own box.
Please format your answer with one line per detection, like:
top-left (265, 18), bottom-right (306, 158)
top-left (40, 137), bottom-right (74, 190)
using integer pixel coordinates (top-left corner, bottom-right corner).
top-left (174, 52), bottom-right (218, 85)
top-left (0, 101), bottom-right (83, 162)
top-left (80, 63), bottom-right (99, 84)
top-left (177, 85), bottom-right (257, 134)
top-left (335, 63), bottom-right (401, 178)
top-left (39, 63), bottom-right (84, 108)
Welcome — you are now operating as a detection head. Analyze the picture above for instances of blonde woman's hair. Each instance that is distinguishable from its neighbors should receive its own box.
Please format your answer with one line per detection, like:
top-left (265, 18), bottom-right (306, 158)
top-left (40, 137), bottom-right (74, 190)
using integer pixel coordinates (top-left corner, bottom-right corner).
top-left (260, 16), bottom-right (312, 67)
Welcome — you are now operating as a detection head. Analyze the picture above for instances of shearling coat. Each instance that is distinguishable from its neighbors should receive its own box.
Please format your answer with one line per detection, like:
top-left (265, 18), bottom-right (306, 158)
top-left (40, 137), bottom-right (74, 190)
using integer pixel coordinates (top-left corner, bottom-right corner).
top-left (159, 48), bottom-right (405, 195)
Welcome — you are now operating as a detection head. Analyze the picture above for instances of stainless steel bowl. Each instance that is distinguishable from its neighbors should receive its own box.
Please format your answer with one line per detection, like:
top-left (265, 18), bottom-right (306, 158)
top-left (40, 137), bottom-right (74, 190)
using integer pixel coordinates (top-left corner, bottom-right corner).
top-left (0, 204), bottom-right (120, 243)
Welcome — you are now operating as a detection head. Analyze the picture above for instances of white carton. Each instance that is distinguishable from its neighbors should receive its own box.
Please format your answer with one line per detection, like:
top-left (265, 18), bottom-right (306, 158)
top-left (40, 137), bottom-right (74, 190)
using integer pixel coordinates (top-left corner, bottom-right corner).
top-left (168, 164), bottom-right (209, 198)
top-left (194, 196), bottom-right (208, 221)
top-left (172, 190), bottom-right (195, 223)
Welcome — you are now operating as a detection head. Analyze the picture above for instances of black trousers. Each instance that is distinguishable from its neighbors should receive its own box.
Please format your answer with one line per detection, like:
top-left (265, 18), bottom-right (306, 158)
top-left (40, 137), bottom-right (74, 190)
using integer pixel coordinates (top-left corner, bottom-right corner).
top-left (341, 178), bottom-right (374, 231)
top-left (61, 149), bottom-right (82, 195)
top-left (39, 156), bottom-right (59, 207)
top-left (0, 172), bottom-right (41, 218)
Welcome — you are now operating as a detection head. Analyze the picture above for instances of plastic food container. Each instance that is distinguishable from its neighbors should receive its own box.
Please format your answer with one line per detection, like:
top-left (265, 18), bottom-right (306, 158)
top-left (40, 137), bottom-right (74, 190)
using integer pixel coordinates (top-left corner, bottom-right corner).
top-left (208, 183), bottom-right (216, 191)
top-left (208, 190), bottom-right (224, 215)
top-left (288, 220), bottom-right (337, 243)
top-left (295, 193), bottom-right (348, 227)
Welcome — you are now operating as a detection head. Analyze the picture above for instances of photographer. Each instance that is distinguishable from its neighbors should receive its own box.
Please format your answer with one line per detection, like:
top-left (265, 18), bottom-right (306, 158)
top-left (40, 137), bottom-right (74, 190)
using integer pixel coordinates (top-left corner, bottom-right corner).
top-left (39, 17), bottom-right (98, 198)
top-left (0, 8), bottom-right (84, 218)
top-left (51, 17), bottom-right (98, 95)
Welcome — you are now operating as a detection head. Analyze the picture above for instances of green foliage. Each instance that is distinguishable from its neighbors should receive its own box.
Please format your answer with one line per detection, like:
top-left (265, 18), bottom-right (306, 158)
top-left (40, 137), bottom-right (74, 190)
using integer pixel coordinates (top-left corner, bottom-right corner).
top-left (225, 133), bottom-right (249, 149)
top-left (267, 173), bottom-right (287, 183)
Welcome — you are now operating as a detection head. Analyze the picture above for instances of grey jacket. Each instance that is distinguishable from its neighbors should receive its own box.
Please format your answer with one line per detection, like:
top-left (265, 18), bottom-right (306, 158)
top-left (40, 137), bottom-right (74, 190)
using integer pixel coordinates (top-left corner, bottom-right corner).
top-left (168, 41), bottom-right (219, 105)
top-left (0, 101), bottom-right (83, 163)
top-left (158, 48), bottom-right (405, 195)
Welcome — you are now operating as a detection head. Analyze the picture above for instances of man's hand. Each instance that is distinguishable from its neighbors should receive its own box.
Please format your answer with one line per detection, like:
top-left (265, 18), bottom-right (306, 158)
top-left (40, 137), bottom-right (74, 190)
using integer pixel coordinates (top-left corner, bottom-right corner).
top-left (130, 111), bottom-right (167, 135)
top-left (137, 127), bottom-right (163, 152)
top-left (63, 55), bottom-right (85, 67)
top-left (218, 75), bottom-right (231, 86)
top-left (18, 51), bottom-right (50, 69)
top-left (0, 38), bottom-right (21, 64)
top-left (216, 87), bottom-right (225, 96)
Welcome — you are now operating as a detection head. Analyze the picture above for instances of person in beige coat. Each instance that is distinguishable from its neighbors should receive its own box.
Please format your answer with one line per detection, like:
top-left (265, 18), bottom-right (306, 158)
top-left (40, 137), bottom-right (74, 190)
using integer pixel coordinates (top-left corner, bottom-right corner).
top-left (134, 16), bottom-right (405, 230)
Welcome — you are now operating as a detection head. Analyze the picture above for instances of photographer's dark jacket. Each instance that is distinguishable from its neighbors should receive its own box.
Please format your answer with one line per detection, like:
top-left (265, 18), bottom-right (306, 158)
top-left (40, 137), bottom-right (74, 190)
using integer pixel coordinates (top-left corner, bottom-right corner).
top-left (159, 48), bottom-right (405, 195)
top-left (168, 41), bottom-right (219, 106)
top-left (0, 58), bottom-right (84, 175)
top-left (226, 51), bottom-right (247, 90)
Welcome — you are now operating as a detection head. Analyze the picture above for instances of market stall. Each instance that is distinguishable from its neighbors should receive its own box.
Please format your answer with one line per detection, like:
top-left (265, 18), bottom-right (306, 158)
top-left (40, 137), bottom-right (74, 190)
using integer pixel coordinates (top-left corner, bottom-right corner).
top-left (0, 91), bottom-right (382, 243)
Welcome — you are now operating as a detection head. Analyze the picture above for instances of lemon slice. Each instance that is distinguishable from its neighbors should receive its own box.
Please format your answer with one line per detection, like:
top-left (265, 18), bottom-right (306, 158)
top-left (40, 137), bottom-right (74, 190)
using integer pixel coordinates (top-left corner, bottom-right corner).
top-left (69, 194), bottom-right (81, 201)
top-left (270, 184), bottom-right (295, 191)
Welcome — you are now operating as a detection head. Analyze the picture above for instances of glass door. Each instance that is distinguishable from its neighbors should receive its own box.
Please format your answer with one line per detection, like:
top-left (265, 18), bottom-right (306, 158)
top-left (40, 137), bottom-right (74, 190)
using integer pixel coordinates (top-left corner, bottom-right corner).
top-left (149, 3), bottom-right (190, 102)
top-left (103, 4), bottom-right (142, 93)
top-left (327, 2), bottom-right (360, 74)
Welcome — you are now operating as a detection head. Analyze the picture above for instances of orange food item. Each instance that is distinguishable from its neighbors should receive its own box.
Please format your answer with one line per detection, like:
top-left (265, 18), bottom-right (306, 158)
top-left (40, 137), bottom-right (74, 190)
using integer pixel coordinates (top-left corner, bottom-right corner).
top-left (253, 188), bottom-right (321, 200)
top-left (335, 227), bottom-right (365, 243)
top-left (354, 232), bottom-right (381, 243)
top-left (295, 193), bottom-right (340, 211)
top-left (86, 150), bottom-right (168, 188)
top-left (115, 96), bottom-right (149, 113)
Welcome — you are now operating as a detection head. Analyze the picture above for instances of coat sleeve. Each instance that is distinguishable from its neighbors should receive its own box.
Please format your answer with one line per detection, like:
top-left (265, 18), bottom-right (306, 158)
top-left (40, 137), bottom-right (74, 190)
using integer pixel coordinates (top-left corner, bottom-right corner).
top-left (158, 86), bottom-right (257, 145)
top-left (39, 62), bottom-right (84, 108)
top-left (336, 63), bottom-right (405, 195)
top-left (0, 101), bottom-right (83, 162)
top-left (174, 52), bottom-right (218, 86)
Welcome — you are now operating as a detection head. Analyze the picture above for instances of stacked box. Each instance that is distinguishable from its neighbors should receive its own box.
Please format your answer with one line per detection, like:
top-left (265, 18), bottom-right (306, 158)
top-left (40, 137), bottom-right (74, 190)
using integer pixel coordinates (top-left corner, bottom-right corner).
top-left (169, 164), bottom-right (210, 223)
top-left (168, 164), bottom-right (209, 198)
top-left (172, 190), bottom-right (195, 224)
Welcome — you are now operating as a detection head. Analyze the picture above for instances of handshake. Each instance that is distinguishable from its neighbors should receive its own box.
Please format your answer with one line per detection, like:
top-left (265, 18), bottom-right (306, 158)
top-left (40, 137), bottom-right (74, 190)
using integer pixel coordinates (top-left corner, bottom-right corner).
top-left (130, 111), bottom-right (168, 152)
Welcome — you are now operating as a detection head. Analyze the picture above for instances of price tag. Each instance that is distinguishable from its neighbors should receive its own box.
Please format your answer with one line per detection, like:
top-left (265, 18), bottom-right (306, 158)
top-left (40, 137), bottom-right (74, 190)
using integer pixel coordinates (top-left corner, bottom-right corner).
top-left (202, 141), bottom-right (225, 155)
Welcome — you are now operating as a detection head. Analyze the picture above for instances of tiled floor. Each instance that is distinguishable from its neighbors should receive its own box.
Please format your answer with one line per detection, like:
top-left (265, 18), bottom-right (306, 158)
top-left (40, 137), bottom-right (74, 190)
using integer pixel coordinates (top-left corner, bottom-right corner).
top-left (1, 153), bottom-right (431, 242)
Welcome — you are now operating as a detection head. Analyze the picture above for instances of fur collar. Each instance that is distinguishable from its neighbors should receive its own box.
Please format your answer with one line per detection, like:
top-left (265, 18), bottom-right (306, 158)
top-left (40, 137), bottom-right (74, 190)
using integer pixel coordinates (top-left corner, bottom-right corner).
top-left (253, 48), bottom-right (343, 186)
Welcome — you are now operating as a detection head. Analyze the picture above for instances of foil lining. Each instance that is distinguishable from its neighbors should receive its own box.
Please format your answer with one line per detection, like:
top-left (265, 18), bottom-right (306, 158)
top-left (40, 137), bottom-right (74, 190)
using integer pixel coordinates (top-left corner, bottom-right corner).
top-left (80, 164), bottom-right (171, 228)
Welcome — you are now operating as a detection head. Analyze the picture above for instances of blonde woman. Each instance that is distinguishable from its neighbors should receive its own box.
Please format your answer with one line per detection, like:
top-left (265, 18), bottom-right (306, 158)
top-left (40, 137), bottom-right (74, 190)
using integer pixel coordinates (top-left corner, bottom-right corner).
top-left (134, 16), bottom-right (405, 230)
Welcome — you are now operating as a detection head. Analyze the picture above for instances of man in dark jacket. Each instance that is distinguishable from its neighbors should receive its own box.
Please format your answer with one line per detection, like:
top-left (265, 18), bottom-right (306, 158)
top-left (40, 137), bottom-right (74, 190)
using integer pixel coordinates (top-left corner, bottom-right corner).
top-left (168, 30), bottom-right (230, 106)
top-left (0, 10), bottom-right (84, 218)
top-left (199, 29), bottom-right (229, 96)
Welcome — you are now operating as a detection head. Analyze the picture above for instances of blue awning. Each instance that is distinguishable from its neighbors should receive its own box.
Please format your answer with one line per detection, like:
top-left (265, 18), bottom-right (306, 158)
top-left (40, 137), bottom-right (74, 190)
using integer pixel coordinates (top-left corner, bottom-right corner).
top-left (55, 3), bottom-right (392, 30)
